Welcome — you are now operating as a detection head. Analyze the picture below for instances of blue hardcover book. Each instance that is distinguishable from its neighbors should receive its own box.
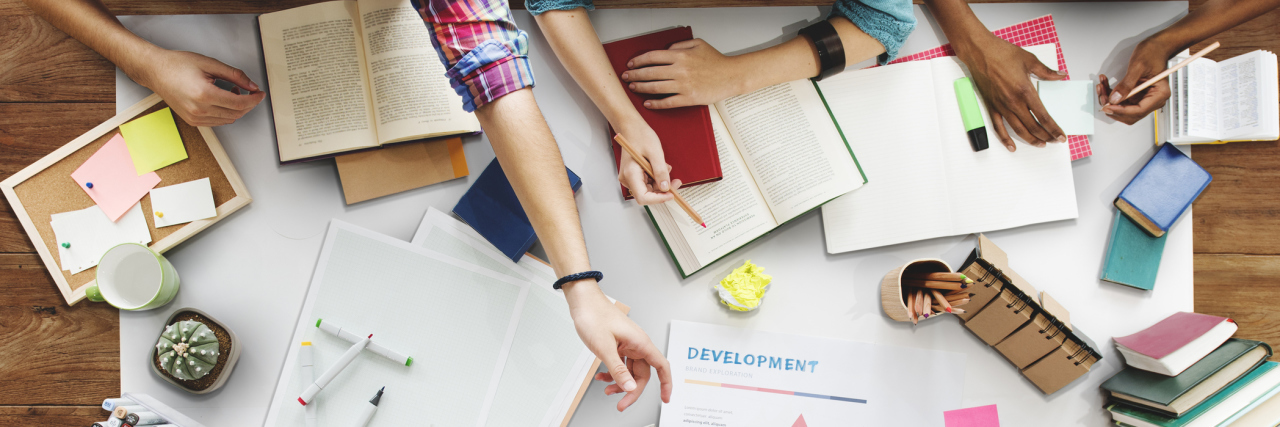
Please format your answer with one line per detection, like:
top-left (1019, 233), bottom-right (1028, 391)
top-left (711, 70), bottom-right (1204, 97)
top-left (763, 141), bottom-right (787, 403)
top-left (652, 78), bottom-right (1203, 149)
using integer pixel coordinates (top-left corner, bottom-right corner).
top-left (453, 158), bottom-right (582, 262)
top-left (1101, 211), bottom-right (1168, 290)
top-left (1115, 144), bottom-right (1212, 237)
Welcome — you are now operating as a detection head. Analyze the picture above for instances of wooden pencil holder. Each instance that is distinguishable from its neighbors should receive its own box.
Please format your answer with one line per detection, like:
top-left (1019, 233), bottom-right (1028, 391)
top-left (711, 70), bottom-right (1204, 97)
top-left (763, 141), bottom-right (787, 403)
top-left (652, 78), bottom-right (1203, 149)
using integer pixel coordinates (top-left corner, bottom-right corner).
top-left (880, 259), bottom-right (952, 322)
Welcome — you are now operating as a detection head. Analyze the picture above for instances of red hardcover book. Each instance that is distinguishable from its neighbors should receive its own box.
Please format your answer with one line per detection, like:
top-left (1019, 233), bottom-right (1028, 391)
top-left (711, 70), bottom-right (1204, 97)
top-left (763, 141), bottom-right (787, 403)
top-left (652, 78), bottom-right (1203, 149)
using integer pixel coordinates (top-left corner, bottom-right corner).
top-left (602, 27), bottom-right (722, 200)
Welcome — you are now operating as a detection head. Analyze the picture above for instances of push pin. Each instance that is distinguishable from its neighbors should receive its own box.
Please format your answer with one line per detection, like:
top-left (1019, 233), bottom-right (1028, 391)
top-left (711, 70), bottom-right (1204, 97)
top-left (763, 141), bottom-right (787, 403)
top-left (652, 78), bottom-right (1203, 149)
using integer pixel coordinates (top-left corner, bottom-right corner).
top-left (85, 182), bottom-right (94, 189)
top-left (61, 242), bottom-right (70, 248)
top-left (155, 212), bottom-right (164, 218)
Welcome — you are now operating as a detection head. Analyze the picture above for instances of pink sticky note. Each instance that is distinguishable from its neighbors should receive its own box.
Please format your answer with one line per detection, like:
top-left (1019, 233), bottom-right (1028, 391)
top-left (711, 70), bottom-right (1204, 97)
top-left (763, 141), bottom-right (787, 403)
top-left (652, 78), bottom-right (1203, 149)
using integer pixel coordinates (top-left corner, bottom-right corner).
top-left (71, 134), bottom-right (162, 221)
top-left (944, 405), bottom-right (1000, 427)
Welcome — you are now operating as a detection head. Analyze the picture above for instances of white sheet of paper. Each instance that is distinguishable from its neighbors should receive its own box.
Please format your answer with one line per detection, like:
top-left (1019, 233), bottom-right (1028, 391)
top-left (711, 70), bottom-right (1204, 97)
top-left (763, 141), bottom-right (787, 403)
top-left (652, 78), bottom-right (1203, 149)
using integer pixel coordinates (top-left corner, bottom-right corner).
top-left (661, 321), bottom-right (964, 426)
top-left (150, 177), bottom-right (217, 227)
top-left (1039, 80), bottom-right (1096, 135)
top-left (50, 203), bottom-right (152, 273)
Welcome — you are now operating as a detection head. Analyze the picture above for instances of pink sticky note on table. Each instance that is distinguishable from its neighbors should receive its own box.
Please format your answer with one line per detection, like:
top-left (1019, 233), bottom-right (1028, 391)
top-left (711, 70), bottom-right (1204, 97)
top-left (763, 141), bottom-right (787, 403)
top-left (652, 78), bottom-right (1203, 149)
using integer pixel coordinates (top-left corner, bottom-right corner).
top-left (71, 134), bottom-right (162, 221)
top-left (944, 405), bottom-right (1000, 427)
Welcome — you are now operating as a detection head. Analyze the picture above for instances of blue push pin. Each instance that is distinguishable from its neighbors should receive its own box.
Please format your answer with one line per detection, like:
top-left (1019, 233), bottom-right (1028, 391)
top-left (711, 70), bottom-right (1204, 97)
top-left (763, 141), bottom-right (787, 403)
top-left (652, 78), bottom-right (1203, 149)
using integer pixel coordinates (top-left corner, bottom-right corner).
top-left (85, 182), bottom-right (93, 189)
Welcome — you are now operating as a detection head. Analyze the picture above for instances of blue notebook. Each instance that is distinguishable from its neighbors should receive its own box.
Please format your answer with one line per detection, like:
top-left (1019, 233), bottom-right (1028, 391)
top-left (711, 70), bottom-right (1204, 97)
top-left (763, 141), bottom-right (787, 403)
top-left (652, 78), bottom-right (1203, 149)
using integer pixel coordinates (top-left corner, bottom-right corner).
top-left (1115, 144), bottom-right (1211, 237)
top-left (1101, 211), bottom-right (1168, 290)
top-left (453, 158), bottom-right (581, 263)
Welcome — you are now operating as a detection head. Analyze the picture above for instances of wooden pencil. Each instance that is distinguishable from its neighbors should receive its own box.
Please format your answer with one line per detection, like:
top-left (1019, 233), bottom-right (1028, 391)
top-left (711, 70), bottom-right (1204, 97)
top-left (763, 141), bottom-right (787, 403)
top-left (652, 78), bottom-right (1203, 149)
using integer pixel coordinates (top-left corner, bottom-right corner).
top-left (921, 291), bottom-right (932, 318)
top-left (907, 291), bottom-right (918, 325)
top-left (903, 272), bottom-right (972, 283)
top-left (613, 135), bottom-right (705, 227)
top-left (913, 289), bottom-right (925, 322)
top-left (945, 293), bottom-right (970, 302)
top-left (930, 289), bottom-right (953, 313)
top-left (1104, 41), bottom-right (1220, 107)
top-left (949, 298), bottom-right (970, 307)
top-left (904, 280), bottom-right (966, 291)
top-left (932, 303), bottom-right (966, 314)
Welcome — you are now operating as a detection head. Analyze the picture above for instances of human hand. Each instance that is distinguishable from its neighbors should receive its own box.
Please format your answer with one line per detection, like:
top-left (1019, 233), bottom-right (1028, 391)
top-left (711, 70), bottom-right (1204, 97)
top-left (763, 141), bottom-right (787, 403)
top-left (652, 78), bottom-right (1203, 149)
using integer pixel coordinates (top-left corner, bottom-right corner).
top-left (133, 50), bottom-right (265, 127)
top-left (567, 286), bottom-right (672, 411)
top-left (621, 39), bottom-right (746, 109)
top-left (616, 122), bottom-right (682, 205)
top-left (955, 33), bottom-right (1068, 151)
top-left (1097, 39), bottom-right (1173, 125)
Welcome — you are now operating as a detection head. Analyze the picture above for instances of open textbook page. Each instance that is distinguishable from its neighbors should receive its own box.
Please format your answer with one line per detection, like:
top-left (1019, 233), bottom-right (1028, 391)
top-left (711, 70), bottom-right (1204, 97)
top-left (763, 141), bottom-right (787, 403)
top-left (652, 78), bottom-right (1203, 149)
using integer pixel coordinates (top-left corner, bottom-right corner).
top-left (261, 1), bottom-right (380, 161)
top-left (356, 0), bottom-right (480, 144)
top-left (819, 56), bottom-right (1077, 253)
top-left (651, 79), bottom-right (863, 276)
top-left (1164, 49), bottom-right (1279, 143)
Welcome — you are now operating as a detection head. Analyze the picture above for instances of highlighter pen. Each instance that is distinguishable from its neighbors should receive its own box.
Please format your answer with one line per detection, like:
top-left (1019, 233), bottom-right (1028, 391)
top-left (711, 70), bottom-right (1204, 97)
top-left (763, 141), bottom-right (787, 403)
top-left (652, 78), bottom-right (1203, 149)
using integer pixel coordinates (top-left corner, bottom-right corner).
top-left (300, 342), bottom-right (318, 427)
top-left (102, 398), bottom-right (135, 412)
top-left (316, 319), bottom-right (412, 366)
top-left (953, 77), bottom-right (989, 151)
top-left (300, 334), bottom-right (371, 405)
top-left (352, 387), bottom-right (384, 427)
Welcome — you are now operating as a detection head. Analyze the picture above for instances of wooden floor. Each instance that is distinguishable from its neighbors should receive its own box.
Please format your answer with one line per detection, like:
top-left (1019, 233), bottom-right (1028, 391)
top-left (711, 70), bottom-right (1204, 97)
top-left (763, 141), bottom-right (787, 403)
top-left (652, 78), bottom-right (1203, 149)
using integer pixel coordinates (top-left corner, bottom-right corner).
top-left (1, 0), bottom-right (1278, 424)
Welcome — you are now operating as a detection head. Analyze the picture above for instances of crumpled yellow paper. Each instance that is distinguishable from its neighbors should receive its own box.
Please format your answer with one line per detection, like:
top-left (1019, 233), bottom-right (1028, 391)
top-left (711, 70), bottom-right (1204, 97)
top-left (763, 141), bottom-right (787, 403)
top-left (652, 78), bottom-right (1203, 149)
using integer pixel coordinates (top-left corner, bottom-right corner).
top-left (714, 260), bottom-right (772, 312)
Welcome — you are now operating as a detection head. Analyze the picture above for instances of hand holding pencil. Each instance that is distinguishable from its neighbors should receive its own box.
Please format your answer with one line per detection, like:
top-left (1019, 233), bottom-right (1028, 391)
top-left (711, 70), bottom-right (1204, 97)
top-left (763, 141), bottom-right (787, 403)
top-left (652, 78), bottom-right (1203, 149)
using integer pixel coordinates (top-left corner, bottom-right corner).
top-left (904, 272), bottom-right (974, 324)
top-left (614, 134), bottom-right (705, 227)
top-left (1099, 41), bottom-right (1219, 125)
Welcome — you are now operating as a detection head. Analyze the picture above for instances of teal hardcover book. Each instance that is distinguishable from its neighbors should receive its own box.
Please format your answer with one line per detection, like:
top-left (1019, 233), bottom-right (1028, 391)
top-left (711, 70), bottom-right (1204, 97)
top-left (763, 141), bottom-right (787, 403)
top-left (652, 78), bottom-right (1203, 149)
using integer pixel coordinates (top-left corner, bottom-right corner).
top-left (1107, 362), bottom-right (1279, 427)
top-left (1102, 211), bottom-right (1168, 290)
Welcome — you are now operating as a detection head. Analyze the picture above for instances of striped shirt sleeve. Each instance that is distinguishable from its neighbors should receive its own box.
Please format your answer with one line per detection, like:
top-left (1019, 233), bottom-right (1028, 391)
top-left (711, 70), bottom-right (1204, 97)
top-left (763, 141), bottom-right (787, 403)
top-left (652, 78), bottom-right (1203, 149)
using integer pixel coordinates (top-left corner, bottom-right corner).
top-left (412, 0), bottom-right (536, 112)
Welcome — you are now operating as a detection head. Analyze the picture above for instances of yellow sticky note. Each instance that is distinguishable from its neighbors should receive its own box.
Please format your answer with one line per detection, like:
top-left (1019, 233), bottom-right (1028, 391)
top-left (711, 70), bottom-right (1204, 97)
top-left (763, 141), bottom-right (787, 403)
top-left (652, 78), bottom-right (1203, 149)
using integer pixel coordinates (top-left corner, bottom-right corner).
top-left (120, 107), bottom-right (188, 175)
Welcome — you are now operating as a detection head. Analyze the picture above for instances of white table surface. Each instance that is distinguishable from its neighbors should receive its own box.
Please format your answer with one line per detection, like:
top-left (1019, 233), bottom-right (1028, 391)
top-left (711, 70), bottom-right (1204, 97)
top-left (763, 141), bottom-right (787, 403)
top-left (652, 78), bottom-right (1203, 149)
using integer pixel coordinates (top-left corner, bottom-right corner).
top-left (117, 3), bottom-right (1191, 426)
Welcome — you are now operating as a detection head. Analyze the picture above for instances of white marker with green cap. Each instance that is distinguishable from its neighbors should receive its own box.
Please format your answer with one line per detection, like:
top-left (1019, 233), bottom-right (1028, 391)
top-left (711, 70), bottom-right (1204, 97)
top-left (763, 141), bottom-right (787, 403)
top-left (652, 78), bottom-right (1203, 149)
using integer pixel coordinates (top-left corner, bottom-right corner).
top-left (315, 319), bottom-right (412, 366)
top-left (299, 334), bottom-right (370, 405)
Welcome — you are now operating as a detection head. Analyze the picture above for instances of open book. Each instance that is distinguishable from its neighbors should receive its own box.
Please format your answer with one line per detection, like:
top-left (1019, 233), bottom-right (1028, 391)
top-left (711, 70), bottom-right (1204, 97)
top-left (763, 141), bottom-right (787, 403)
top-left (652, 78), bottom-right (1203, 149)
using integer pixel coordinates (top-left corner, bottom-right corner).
top-left (649, 80), bottom-right (865, 277)
top-left (818, 55), bottom-right (1078, 254)
top-left (260, 0), bottom-right (481, 163)
top-left (1159, 49), bottom-right (1279, 144)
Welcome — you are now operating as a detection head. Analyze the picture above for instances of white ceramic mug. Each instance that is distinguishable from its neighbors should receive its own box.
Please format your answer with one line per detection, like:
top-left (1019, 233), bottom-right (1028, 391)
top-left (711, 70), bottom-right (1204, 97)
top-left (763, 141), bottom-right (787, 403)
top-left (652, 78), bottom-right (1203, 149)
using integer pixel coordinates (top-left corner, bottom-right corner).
top-left (85, 243), bottom-right (180, 310)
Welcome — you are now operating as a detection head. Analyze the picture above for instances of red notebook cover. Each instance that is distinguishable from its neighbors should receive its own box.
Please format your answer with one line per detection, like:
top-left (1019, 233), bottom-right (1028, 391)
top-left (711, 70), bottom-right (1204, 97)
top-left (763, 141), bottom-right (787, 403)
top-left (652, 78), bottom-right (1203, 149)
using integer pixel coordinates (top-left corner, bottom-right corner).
top-left (1114, 312), bottom-right (1231, 359)
top-left (602, 27), bottom-right (722, 200)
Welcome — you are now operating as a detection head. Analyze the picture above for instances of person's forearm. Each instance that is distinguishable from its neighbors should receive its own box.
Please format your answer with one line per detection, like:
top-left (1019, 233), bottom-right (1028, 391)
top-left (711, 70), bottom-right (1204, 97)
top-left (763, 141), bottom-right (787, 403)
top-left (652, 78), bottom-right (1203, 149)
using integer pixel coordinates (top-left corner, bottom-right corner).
top-left (1146, 0), bottom-right (1280, 58)
top-left (473, 88), bottom-right (604, 301)
top-left (23, 0), bottom-right (160, 84)
top-left (535, 10), bottom-right (646, 132)
top-left (734, 17), bottom-right (884, 95)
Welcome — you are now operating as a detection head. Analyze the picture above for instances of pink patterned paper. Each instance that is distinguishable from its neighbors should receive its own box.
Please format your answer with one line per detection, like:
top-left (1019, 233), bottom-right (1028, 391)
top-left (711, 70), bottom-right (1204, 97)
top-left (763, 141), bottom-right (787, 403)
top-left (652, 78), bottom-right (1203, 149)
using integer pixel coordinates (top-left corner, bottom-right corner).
top-left (884, 15), bottom-right (1092, 160)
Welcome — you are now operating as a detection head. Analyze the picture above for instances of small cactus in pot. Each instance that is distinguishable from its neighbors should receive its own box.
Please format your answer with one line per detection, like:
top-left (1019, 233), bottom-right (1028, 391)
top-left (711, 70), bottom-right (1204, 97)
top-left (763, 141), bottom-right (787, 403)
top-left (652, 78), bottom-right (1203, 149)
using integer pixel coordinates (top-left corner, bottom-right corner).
top-left (155, 319), bottom-right (220, 381)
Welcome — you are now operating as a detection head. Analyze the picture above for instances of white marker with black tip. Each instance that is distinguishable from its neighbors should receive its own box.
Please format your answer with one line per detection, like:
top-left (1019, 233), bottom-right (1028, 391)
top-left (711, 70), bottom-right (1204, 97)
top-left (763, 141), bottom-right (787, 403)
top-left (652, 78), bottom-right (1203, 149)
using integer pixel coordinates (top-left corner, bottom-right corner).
top-left (352, 387), bottom-right (384, 427)
top-left (299, 334), bottom-right (371, 405)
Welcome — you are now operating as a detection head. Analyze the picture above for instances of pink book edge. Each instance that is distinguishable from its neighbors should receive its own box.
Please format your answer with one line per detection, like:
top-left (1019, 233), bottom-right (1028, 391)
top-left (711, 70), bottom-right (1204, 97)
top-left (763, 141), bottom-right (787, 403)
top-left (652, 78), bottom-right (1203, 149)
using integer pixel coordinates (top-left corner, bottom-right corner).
top-left (1114, 312), bottom-right (1231, 359)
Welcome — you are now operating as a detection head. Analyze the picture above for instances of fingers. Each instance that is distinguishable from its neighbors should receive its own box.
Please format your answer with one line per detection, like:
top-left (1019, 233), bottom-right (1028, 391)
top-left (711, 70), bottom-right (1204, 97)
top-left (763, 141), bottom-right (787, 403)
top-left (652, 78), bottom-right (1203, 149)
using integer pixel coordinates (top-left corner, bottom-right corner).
top-left (1004, 110), bottom-right (1047, 147)
top-left (646, 148), bottom-right (672, 192)
top-left (1109, 70), bottom-right (1145, 105)
top-left (1025, 97), bottom-right (1067, 143)
top-left (202, 84), bottom-right (266, 112)
top-left (621, 65), bottom-right (675, 83)
top-left (601, 348), bottom-right (637, 394)
top-left (643, 95), bottom-right (695, 110)
top-left (668, 38), bottom-right (706, 50)
top-left (627, 338), bottom-right (673, 404)
top-left (616, 358), bottom-right (652, 411)
top-left (620, 160), bottom-right (673, 205)
top-left (201, 57), bottom-right (259, 92)
top-left (629, 81), bottom-right (680, 95)
top-left (990, 110), bottom-right (1016, 152)
top-left (627, 50), bottom-right (680, 69)
top-left (1029, 59), bottom-right (1067, 81)
top-left (1096, 74), bottom-right (1113, 106)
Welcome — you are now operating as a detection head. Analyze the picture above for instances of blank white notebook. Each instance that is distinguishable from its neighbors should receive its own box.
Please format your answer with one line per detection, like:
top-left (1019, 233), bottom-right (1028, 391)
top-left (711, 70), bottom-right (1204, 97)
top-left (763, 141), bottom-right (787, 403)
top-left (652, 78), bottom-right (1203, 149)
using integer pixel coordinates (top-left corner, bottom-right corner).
top-left (264, 219), bottom-right (593, 427)
top-left (817, 57), bottom-right (1078, 253)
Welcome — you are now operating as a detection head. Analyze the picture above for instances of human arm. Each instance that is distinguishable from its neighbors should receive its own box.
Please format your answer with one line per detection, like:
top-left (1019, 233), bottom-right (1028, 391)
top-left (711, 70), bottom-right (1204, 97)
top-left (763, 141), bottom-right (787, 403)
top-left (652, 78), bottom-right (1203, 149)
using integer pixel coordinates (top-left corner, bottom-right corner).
top-left (621, 0), bottom-right (914, 109)
top-left (533, 7), bottom-right (680, 205)
top-left (1098, 0), bottom-right (1280, 124)
top-left (412, 0), bottom-right (671, 411)
top-left (922, 0), bottom-right (1066, 151)
top-left (23, 0), bottom-right (264, 126)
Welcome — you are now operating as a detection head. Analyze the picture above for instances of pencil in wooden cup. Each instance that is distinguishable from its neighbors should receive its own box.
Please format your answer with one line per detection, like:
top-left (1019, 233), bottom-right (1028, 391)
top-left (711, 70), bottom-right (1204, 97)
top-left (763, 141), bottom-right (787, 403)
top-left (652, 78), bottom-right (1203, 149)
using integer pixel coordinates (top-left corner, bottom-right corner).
top-left (949, 298), bottom-right (970, 307)
top-left (903, 272), bottom-right (973, 283)
top-left (907, 290), bottom-right (918, 325)
top-left (930, 289), bottom-right (953, 313)
top-left (921, 291), bottom-right (932, 318)
top-left (1104, 41), bottom-right (1220, 107)
top-left (945, 293), bottom-right (970, 302)
top-left (932, 303), bottom-right (966, 314)
top-left (613, 135), bottom-right (705, 227)
top-left (913, 289), bottom-right (925, 322)
top-left (904, 280), bottom-right (966, 291)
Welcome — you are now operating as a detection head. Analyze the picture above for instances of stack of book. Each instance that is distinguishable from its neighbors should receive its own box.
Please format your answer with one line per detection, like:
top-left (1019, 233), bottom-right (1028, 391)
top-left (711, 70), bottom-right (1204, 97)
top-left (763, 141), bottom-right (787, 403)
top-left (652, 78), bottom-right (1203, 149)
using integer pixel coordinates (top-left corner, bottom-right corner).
top-left (1103, 312), bottom-right (1280, 426)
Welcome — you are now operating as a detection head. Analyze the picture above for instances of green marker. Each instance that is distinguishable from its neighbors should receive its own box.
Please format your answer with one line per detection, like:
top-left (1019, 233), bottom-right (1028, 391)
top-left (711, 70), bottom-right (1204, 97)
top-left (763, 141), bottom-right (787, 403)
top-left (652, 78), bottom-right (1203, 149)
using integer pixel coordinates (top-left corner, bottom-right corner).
top-left (953, 77), bottom-right (989, 151)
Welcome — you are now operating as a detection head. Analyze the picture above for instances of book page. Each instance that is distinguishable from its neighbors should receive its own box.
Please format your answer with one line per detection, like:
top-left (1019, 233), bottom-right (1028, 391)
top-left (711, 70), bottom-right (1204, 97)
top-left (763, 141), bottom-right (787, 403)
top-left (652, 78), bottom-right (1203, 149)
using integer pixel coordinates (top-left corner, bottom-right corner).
top-left (651, 111), bottom-right (777, 273)
top-left (1187, 58), bottom-right (1219, 139)
top-left (715, 80), bottom-right (863, 222)
top-left (1217, 52), bottom-right (1262, 139)
top-left (816, 62), bottom-right (952, 253)
top-left (260, 1), bottom-right (380, 161)
top-left (356, 0), bottom-right (480, 144)
top-left (927, 57), bottom-right (1077, 234)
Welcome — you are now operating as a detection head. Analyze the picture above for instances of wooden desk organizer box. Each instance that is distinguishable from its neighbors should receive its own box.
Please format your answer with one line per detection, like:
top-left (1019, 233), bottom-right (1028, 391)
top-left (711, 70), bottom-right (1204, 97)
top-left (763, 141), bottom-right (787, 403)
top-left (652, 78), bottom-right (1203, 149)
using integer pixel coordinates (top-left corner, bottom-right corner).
top-left (0, 94), bottom-right (251, 305)
top-left (881, 234), bottom-right (1102, 394)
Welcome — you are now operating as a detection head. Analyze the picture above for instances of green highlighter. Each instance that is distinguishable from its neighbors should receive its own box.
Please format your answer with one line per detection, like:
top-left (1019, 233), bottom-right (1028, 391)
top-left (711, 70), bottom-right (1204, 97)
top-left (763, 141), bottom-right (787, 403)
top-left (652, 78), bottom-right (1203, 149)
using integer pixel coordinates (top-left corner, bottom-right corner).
top-left (953, 77), bottom-right (989, 151)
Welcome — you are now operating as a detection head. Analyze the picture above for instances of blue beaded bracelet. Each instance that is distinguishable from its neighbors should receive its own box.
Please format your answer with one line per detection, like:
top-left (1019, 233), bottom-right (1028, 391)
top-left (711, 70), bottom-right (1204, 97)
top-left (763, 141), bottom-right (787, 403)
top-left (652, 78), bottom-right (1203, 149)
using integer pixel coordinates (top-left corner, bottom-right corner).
top-left (553, 271), bottom-right (603, 290)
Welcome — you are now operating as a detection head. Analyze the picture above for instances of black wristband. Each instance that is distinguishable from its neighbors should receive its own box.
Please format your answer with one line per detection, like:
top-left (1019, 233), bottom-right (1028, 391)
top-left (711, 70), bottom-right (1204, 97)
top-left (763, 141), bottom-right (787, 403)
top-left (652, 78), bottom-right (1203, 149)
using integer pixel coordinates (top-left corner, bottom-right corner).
top-left (553, 271), bottom-right (603, 290)
top-left (798, 20), bottom-right (846, 81)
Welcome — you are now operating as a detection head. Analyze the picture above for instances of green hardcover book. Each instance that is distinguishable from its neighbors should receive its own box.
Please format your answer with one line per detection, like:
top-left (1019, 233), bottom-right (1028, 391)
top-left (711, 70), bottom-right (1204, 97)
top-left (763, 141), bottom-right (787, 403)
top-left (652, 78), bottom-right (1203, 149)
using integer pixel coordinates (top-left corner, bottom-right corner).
top-left (1107, 362), bottom-right (1279, 427)
top-left (1102, 211), bottom-right (1168, 290)
top-left (1102, 339), bottom-right (1272, 417)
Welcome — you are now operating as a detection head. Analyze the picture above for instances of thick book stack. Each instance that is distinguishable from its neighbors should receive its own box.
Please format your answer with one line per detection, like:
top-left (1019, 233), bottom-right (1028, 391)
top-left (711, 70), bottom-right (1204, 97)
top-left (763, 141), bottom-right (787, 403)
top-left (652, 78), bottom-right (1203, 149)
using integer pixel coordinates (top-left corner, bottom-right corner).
top-left (1104, 313), bottom-right (1280, 426)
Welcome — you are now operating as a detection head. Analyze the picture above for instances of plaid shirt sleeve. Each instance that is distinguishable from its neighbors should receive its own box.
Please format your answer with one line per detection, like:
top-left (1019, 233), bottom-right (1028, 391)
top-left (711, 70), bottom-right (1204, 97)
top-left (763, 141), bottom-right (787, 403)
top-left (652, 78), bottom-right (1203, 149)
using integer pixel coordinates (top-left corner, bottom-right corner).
top-left (412, 0), bottom-right (536, 112)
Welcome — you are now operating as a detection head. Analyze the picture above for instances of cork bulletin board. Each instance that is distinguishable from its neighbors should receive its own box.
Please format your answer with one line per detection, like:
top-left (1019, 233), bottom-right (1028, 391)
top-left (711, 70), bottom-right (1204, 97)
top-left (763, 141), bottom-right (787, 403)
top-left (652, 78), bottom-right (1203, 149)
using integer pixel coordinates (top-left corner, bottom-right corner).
top-left (0, 94), bottom-right (251, 305)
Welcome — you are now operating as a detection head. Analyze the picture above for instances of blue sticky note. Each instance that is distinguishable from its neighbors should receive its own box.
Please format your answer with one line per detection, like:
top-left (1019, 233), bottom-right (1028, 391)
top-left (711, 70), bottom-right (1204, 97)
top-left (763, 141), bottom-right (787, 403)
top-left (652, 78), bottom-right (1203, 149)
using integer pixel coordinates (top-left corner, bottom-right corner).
top-left (1038, 80), bottom-right (1095, 135)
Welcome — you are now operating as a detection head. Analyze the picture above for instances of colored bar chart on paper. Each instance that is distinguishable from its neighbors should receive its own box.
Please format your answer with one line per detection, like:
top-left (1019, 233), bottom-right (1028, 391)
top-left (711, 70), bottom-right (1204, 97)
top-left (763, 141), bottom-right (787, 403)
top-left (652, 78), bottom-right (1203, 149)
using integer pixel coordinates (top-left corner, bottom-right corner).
top-left (685, 379), bottom-right (868, 404)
